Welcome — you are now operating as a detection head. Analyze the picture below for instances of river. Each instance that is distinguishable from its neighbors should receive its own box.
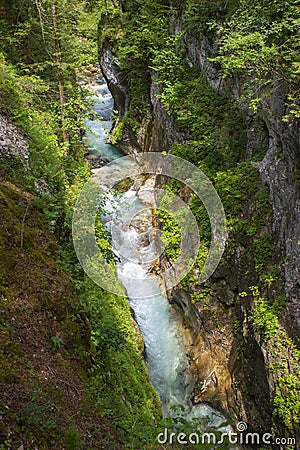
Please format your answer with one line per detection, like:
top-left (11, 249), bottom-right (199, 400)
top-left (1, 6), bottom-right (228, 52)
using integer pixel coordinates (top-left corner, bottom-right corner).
top-left (82, 73), bottom-right (230, 431)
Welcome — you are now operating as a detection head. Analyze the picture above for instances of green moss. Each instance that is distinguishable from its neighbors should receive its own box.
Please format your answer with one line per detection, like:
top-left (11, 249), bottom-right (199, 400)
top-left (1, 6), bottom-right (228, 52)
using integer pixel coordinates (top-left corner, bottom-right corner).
top-left (253, 233), bottom-right (273, 275)
top-left (77, 277), bottom-right (162, 444)
top-left (157, 209), bottom-right (181, 260)
top-left (274, 372), bottom-right (300, 429)
top-left (0, 5), bottom-right (163, 447)
top-left (111, 120), bottom-right (124, 144)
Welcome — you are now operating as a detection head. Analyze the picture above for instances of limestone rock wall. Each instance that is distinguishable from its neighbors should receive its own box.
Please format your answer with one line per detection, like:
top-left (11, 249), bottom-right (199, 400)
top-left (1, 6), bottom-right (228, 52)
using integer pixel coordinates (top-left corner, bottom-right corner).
top-left (184, 32), bottom-right (300, 338)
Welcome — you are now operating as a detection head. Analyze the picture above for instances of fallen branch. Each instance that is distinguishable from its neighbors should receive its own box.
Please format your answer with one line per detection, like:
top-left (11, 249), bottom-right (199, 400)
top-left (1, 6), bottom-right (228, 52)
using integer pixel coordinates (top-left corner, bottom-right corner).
top-left (200, 367), bottom-right (218, 393)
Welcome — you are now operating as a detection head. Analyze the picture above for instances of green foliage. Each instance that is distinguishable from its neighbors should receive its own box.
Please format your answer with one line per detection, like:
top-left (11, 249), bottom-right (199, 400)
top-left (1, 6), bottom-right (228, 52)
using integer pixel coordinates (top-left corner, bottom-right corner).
top-left (86, 281), bottom-right (161, 445)
top-left (0, 51), bottom-right (89, 194)
top-left (190, 195), bottom-right (211, 244)
top-left (0, 439), bottom-right (12, 449)
top-left (273, 372), bottom-right (300, 429)
top-left (232, 316), bottom-right (242, 333)
top-left (157, 209), bottom-right (181, 261)
top-left (249, 286), bottom-right (286, 342)
top-left (17, 401), bottom-right (58, 443)
top-left (184, 0), bottom-right (239, 33)
top-left (214, 32), bottom-right (279, 74)
top-left (251, 295), bottom-right (280, 341)
top-left (180, 243), bottom-right (209, 289)
top-left (215, 169), bottom-right (244, 213)
top-left (191, 288), bottom-right (210, 305)
top-left (0, 1), bottom-right (166, 448)
top-left (2, 0), bottom-right (98, 69)
top-left (0, 0), bottom-right (97, 153)
top-left (0, 46), bottom-right (94, 237)
top-left (155, 68), bottom-right (246, 171)
top-left (150, 35), bottom-right (185, 86)
top-left (95, 213), bottom-right (117, 263)
top-left (1, 0), bottom-right (296, 444)
top-left (118, 0), bottom-right (170, 64)
top-left (91, 319), bottom-right (127, 353)
top-left (98, 0), bottom-right (171, 133)
top-left (111, 120), bottom-right (124, 144)
top-left (212, 162), bottom-right (271, 239)
top-left (253, 233), bottom-right (273, 275)
top-left (50, 335), bottom-right (64, 351)
top-left (99, 0), bottom-right (299, 440)
top-left (260, 267), bottom-right (280, 288)
top-left (64, 425), bottom-right (83, 450)
top-left (212, 0), bottom-right (300, 118)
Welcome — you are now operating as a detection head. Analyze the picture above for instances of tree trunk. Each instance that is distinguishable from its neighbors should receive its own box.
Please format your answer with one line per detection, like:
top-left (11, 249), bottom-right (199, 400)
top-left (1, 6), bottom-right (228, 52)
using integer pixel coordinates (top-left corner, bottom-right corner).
top-left (51, 3), bottom-right (69, 148)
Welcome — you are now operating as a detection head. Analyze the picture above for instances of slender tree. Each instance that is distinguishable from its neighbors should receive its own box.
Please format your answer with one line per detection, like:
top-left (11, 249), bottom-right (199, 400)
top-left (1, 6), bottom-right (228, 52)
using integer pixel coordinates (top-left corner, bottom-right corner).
top-left (51, 2), bottom-right (69, 146)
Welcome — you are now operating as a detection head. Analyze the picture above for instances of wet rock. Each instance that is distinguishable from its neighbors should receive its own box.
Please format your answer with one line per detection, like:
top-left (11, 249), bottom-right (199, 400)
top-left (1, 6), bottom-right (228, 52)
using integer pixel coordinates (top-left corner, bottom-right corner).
top-left (170, 288), bottom-right (200, 332)
top-left (85, 153), bottom-right (110, 168)
top-left (209, 279), bottom-right (236, 307)
top-left (130, 209), bottom-right (153, 233)
top-left (100, 40), bottom-right (129, 117)
top-left (185, 34), bottom-right (224, 92)
top-left (136, 176), bottom-right (156, 205)
top-left (174, 24), bottom-right (300, 339)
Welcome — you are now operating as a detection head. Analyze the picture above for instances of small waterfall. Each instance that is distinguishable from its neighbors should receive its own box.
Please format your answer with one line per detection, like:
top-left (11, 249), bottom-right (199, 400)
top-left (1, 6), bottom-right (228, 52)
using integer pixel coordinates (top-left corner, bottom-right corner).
top-left (83, 74), bottom-right (229, 429)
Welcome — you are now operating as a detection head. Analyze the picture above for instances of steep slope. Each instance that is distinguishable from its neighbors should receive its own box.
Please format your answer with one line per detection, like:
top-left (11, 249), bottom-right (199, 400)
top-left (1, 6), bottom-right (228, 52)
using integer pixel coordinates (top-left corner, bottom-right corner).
top-left (0, 172), bottom-right (115, 448)
top-left (0, 47), bottom-right (161, 450)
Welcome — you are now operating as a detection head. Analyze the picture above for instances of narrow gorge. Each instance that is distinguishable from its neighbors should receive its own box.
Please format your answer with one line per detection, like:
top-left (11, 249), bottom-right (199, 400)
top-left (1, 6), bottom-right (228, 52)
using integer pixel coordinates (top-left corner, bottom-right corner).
top-left (80, 74), bottom-right (231, 429)
top-left (0, 0), bottom-right (299, 449)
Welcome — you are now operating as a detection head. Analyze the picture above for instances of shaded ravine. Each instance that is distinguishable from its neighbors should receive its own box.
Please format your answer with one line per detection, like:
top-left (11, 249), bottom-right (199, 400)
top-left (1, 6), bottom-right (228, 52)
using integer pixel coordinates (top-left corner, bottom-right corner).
top-left (83, 74), bottom-right (229, 428)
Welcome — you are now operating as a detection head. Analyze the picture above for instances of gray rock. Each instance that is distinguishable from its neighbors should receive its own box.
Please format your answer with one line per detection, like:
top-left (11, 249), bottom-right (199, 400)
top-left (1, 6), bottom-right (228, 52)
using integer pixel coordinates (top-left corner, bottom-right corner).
top-left (0, 112), bottom-right (29, 168)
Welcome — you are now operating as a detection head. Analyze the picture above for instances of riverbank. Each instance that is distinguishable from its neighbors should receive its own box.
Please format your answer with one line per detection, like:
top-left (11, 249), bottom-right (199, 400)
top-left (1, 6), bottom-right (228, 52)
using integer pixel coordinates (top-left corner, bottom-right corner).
top-left (0, 58), bottom-right (161, 448)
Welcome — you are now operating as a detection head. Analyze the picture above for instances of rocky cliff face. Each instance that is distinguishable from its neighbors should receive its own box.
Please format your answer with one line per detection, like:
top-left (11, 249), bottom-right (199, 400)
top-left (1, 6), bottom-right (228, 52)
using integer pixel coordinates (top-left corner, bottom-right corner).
top-left (99, 39), bottom-right (186, 154)
top-left (99, 23), bottom-right (299, 441)
top-left (257, 89), bottom-right (300, 339)
top-left (100, 40), bottom-right (130, 118)
top-left (182, 29), bottom-right (300, 340)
